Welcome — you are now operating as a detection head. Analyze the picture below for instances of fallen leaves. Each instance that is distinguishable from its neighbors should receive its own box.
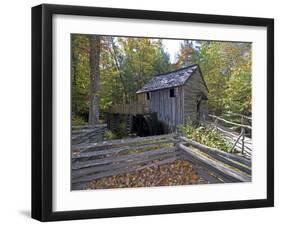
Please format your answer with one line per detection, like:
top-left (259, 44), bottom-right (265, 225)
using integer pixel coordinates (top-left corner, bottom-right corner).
top-left (86, 160), bottom-right (200, 189)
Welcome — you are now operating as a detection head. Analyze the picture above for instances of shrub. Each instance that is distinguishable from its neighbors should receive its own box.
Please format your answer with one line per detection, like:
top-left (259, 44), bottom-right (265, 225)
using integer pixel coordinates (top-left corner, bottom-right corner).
top-left (116, 122), bottom-right (127, 138)
top-left (104, 130), bottom-right (117, 140)
top-left (178, 124), bottom-right (232, 152)
top-left (72, 115), bottom-right (87, 126)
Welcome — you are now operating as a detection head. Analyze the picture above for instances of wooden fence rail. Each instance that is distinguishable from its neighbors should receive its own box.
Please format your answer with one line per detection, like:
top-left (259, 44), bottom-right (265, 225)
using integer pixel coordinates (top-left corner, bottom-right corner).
top-left (72, 124), bottom-right (107, 145)
top-left (178, 143), bottom-right (251, 182)
top-left (209, 114), bottom-right (252, 130)
top-left (71, 129), bottom-right (251, 190)
top-left (208, 113), bottom-right (252, 155)
top-left (177, 136), bottom-right (251, 182)
top-left (179, 136), bottom-right (251, 166)
top-left (71, 134), bottom-right (179, 190)
top-left (72, 133), bottom-right (176, 153)
top-left (225, 112), bottom-right (252, 121)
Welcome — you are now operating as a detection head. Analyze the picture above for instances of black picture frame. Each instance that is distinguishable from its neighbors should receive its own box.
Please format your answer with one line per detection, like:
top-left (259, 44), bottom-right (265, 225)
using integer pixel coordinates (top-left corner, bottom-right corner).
top-left (31, 3), bottom-right (274, 222)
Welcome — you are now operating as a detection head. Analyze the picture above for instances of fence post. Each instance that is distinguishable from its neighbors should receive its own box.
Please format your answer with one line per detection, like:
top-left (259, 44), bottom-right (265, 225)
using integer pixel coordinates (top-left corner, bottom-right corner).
top-left (229, 131), bottom-right (243, 153)
top-left (214, 118), bottom-right (218, 131)
top-left (241, 116), bottom-right (245, 155)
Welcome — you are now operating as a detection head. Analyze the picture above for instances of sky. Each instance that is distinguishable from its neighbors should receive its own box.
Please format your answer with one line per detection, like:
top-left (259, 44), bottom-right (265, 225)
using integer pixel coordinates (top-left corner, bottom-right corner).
top-left (162, 39), bottom-right (183, 64)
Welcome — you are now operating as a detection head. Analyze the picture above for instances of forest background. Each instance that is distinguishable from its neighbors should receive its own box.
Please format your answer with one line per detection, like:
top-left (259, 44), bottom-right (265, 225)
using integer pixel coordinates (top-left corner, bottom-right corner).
top-left (71, 35), bottom-right (252, 125)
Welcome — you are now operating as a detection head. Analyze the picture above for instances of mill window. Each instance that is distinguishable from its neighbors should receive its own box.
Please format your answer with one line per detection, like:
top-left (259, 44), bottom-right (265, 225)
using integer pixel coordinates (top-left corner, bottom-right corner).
top-left (169, 88), bottom-right (175, 98)
top-left (146, 92), bottom-right (150, 100)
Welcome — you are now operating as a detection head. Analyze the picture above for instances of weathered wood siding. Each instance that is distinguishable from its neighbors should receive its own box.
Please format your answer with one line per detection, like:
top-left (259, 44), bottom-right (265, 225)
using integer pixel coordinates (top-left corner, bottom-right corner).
top-left (137, 93), bottom-right (148, 105)
top-left (136, 68), bottom-right (208, 128)
top-left (198, 100), bottom-right (208, 120)
top-left (148, 86), bottom-right (184, 128)
top-left (183, 68), bottom-right (208, 123)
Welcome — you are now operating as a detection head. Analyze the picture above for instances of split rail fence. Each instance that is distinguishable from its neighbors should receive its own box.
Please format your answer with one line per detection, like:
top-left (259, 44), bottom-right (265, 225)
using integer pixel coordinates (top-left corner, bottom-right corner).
top-left (206, 113), bottom-right (252, 156)
top-left (71, 130), bottom-right (251, 190)
top-left (177, 136), bottom-right (251, 183)
top-left (71, 134), bottom-right (179, 190)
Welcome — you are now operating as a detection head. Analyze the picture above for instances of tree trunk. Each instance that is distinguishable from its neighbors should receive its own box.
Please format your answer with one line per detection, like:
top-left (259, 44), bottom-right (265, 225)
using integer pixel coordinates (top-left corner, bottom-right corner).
top-left (88, 36), bottom-right (101, 125)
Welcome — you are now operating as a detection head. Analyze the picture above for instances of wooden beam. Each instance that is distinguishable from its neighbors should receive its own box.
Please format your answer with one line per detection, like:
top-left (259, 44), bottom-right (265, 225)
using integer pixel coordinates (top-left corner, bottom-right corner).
top-left (209, 114), bottom-right (252, 130)
top-left (178, 143), bottom-right (251, 182)
top-left (72, 139), bottom-right (175, 159)
top-left (72, 155), bottom-right (179, 188)
top-left (225, 112), bottom-right (252, 121)
top-left (229, 131), bottom-right (243, 153)
top-left (72, 147), bottom-right (177, 170)
top-left (72, 152), bottom-right (179, 179)
top-left (72, 133), bottom-right (175, 152)
top-left (179, 152), bottom-right (230, 183)
top-left (179, 136), bottom-right (251, 167)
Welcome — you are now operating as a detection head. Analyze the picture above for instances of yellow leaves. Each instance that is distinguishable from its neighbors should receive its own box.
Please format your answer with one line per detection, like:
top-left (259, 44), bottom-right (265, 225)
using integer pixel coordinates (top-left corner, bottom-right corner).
top-left (193, 41), bottom-right (252, 114)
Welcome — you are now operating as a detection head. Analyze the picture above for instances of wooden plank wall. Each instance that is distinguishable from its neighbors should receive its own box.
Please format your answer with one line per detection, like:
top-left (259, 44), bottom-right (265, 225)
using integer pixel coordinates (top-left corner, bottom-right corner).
top-left (137, 93), bottom-right (148, 105)
top-left (136, 68), bottom-right (208, 127)
top-left (199, 100), bottom-right (208, 120)
top-left (183, 69), bottom-right (208, 123)
top-left (149, 86), bottom-right (184, 128)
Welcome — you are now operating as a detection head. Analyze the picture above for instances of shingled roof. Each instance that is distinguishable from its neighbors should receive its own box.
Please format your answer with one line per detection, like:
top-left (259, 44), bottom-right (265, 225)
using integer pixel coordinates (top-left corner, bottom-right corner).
top-left (136, 64), bottom-right (200, 94)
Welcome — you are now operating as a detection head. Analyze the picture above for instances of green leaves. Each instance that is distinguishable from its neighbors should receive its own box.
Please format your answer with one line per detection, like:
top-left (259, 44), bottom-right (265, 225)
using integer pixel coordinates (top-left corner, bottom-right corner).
top-left (178, 41), bottom-right (252, 115)
top-left (99, 37), bottom-right (172, 109)
top-left (71, 35), bottom-right (172, 118)
top-left (178, 124), bottom-right (232, 152)
top-left (71, 34), bottom-right (252, 126)
top-left (71, 34), bottom-right (90, 122)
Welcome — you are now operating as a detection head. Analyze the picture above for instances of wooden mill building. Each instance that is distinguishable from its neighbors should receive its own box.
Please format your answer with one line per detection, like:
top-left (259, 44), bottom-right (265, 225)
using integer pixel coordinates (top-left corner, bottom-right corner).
top-left (136, 64), bottom-right (209, 128)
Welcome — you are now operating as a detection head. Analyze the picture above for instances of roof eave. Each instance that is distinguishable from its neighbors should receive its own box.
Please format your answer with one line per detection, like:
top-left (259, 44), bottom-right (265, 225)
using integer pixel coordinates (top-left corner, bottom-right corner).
top-left (135, 64), bottom-right (202, 94)
top-left (136, 85), bottom-right (183, 94)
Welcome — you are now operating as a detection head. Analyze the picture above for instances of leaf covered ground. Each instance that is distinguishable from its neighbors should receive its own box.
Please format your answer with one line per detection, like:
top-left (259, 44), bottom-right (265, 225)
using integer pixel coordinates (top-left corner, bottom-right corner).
top-left (86, 160), bottom-right (202, 189)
